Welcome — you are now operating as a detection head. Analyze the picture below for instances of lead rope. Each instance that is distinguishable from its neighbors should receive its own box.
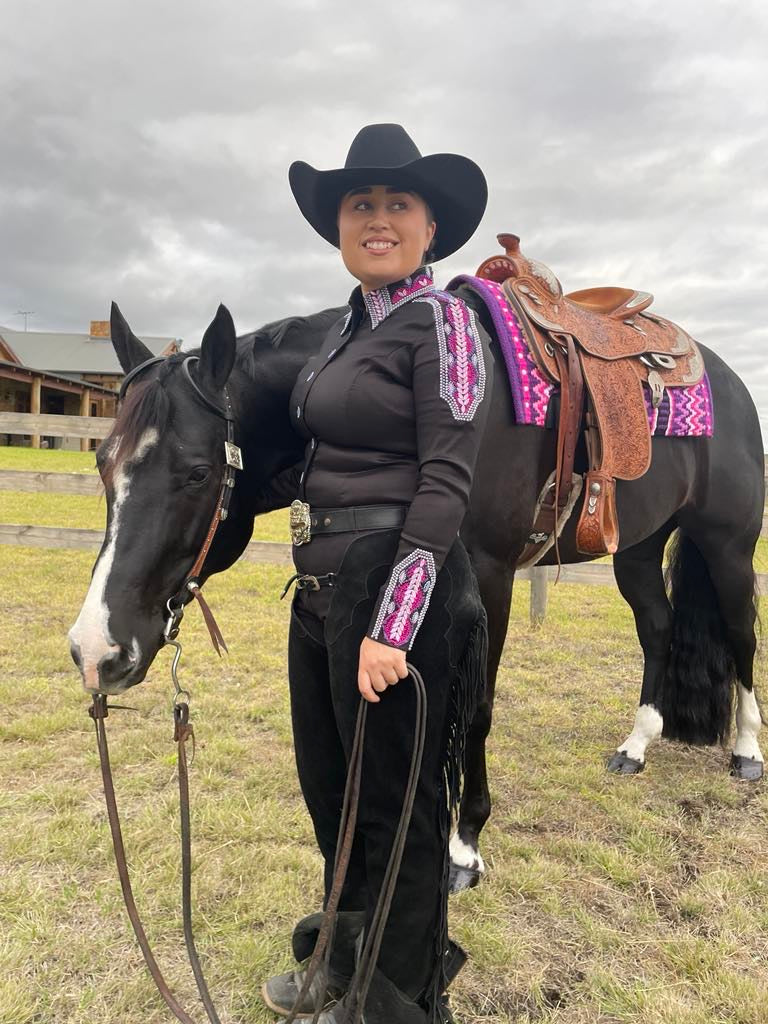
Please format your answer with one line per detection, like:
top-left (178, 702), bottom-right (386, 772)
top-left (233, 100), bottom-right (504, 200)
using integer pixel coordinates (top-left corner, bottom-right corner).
top-left (176, 700), bottom-right (223, 1024)
top-left (90, 694), bottom-right (200, 1024)
top-left (90, 639), bottom-right (225, 1024)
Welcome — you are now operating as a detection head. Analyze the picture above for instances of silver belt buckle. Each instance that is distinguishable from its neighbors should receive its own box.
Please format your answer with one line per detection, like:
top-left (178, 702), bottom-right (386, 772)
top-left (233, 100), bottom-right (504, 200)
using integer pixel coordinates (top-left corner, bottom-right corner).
top-left (296, 574), bottom-right (321, 591)
top-left (290, 499), bottom-right (312, 546)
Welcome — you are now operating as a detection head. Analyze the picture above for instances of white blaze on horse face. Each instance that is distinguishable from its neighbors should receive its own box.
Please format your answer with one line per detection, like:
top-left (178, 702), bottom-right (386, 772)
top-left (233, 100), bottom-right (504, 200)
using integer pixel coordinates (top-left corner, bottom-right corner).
top-left (449, 832), bottom-right (485, 873)
top-left (733, 684), bottom-right (764, 761)
top-left (69, 429), bottom-right (159, 690)
top-left (617, 704), bottom-right (664, 763)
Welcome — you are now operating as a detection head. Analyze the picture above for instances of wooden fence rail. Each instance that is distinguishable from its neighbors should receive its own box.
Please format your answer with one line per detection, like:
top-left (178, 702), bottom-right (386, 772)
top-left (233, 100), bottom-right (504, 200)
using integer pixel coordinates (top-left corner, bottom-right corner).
top-left (3, 471), bottom-right (768, 535)
top-left (1, 521), bottom-right (767, 593)
top-left (2, 467), bottom-right (768, 625)
top-left (0, 470), bottom-right (101, 494)
top-left (0, 524), bottom-right (294, 565)
top-left (0, 412), bottom-right (115, 440)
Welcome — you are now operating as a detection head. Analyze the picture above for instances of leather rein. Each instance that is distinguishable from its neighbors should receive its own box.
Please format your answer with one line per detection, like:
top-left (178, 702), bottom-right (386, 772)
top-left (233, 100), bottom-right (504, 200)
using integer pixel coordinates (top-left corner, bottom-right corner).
top-left (88, 355), bottom-right (427, 1023)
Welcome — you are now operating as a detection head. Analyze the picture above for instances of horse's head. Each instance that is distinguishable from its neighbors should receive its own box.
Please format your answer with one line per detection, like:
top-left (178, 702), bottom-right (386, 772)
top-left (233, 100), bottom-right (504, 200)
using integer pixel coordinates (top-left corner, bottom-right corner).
top-left (69, 302), bottom-right (241, 694)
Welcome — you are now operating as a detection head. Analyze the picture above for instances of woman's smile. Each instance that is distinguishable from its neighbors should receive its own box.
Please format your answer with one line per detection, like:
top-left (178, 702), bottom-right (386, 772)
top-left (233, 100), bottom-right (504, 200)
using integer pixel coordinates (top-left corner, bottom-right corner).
top-left (362, 236), bottom-right (399, 254)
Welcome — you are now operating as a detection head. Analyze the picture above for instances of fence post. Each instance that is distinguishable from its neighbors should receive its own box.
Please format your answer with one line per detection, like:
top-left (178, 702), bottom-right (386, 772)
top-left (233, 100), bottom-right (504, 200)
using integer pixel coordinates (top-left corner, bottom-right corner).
top-left (530, 566), bottom-right (548, 627)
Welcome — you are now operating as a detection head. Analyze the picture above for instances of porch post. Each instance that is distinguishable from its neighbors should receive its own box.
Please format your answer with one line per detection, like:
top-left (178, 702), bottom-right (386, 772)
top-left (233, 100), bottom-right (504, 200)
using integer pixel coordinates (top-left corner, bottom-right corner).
top-left (80, 387), bottom-right (92, 452)
top-left (30, 377), bottom-right (41, 449)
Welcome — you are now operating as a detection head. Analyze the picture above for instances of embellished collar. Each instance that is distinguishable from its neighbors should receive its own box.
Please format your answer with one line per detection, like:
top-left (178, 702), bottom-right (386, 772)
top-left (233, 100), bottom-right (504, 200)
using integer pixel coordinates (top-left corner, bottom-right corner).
top-left (341, 267), bottom-right (435, 334)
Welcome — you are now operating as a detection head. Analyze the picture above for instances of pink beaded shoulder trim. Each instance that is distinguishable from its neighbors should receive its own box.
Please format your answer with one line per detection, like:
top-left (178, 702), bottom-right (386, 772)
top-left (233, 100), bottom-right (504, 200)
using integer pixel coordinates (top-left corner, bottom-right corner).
top-left (417, 294), bottom-right (487, 421)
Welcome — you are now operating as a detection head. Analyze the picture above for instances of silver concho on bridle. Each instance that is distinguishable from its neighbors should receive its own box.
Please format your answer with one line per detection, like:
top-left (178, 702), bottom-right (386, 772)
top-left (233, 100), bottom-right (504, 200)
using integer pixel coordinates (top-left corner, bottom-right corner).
top-left (224, 441), bottom-right (243, 470)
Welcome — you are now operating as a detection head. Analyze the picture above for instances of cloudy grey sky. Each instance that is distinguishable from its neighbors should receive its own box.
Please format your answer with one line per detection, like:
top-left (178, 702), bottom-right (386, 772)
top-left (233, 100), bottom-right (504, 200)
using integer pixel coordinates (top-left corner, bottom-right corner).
top-left (2, 0), bottom-right (767, 435)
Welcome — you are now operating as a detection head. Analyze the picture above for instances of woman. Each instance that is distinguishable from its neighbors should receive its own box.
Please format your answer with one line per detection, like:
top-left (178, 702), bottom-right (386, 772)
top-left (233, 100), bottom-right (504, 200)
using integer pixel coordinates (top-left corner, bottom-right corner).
top-left (260, 123), bottom-right (493, 1024)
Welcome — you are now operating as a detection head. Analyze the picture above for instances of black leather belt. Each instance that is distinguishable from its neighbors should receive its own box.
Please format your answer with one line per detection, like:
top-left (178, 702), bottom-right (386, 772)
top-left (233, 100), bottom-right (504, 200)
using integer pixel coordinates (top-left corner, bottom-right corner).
top-left (308, 503), bottom-right (407, 537)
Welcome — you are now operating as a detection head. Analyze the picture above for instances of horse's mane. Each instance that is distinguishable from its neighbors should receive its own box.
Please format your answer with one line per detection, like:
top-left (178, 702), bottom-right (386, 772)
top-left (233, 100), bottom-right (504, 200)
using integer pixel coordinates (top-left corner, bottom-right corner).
top-left (100, 356), bottom-right (185, 486)
top-left (101, 306), bottom-right (346, 486)
top-left (238, 306), bottom-right (346, 379)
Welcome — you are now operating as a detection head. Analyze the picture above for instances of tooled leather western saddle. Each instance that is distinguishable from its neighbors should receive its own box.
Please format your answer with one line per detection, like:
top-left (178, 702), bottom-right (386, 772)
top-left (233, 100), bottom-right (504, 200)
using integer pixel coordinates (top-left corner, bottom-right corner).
top-left (476, 234), bottom-right (705, 562)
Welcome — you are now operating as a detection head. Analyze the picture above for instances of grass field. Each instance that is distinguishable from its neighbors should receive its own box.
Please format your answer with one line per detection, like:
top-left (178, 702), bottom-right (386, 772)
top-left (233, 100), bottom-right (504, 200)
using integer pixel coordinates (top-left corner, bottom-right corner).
top-left (2, 549), bottom-right (768, 1022)
top-left (0, 448), bottom-right (98, 473)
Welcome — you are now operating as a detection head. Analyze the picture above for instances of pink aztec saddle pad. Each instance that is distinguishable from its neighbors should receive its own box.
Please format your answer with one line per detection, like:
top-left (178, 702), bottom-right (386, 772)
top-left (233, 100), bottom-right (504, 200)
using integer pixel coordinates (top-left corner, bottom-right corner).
top-left (449, 274), bottom-right (714, 438)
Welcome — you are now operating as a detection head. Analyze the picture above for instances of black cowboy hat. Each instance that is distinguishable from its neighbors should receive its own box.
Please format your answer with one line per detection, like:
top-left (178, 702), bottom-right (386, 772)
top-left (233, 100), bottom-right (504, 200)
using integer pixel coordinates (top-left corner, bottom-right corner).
top-left (289, 123), bottom-right (487, 261)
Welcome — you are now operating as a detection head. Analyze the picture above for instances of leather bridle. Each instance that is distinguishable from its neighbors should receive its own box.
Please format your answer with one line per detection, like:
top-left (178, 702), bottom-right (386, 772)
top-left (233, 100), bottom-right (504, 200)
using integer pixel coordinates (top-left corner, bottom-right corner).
top-left (118, 354), bottom-right (244, 654)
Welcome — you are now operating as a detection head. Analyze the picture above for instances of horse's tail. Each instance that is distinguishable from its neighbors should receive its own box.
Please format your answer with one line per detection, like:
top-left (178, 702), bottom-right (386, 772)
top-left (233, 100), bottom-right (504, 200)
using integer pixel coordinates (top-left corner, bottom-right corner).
top-left (661, 530), bottom-right (738, 744)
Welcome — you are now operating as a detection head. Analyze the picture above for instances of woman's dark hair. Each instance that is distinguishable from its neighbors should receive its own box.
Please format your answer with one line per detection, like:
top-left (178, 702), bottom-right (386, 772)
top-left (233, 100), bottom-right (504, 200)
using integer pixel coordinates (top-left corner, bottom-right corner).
top-left (423, 199), bottom-right (437, 264)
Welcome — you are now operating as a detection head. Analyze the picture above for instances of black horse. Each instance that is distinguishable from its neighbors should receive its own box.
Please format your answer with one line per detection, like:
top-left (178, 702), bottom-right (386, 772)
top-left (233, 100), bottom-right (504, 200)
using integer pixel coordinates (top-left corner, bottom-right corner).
top-left (69, 294), bottom-right (765, 890)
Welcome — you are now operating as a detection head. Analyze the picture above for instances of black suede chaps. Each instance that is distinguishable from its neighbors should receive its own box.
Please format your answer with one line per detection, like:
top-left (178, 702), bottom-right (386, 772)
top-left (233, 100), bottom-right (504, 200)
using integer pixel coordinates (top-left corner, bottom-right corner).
top-left (287, 529), bottom-right (487, 1018)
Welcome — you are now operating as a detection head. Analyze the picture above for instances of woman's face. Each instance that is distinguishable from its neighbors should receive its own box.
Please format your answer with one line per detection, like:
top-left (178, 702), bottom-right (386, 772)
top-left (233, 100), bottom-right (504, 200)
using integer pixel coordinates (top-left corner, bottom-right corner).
top-left (338, 184), bottom-right (436, 293)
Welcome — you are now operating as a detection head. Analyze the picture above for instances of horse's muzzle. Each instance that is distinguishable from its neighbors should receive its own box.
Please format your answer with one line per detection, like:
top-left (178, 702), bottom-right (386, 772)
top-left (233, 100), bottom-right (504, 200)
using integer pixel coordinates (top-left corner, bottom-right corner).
top-left (71, 638), bottom-right (141, 694)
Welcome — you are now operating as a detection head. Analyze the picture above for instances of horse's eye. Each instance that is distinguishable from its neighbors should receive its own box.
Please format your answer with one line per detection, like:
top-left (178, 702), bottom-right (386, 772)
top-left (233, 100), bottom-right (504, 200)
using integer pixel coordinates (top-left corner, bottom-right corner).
top-left (187, 467), bottom-right (211, 485)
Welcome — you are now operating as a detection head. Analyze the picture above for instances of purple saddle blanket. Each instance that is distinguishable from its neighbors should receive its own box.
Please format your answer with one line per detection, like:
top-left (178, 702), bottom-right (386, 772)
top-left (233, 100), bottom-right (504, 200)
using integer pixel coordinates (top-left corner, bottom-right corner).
top-left (449, 274), bottom-right (714, 438)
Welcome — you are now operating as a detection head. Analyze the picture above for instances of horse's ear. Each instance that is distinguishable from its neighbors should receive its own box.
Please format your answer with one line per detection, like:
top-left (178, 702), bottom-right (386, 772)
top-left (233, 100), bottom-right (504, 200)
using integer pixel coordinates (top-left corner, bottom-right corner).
top-left (110, 302), bottom-right (154, 372)
top-left (198, 304), bottom-right (237, 391)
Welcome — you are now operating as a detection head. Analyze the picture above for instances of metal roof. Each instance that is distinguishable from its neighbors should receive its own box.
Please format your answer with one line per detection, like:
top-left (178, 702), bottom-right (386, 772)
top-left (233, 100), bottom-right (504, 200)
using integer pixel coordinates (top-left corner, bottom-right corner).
top-left (0, 325), bottom-right (179, 374)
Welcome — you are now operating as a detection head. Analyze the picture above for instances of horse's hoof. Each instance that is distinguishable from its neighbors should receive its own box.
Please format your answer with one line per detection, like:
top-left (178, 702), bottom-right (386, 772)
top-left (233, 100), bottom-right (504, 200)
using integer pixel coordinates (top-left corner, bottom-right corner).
top-left (449, 861), bottom-right (482, 893)
top-left (730, 754), bottom-right (764, 781)
top-left (607, 750), bottom-right (645, 775)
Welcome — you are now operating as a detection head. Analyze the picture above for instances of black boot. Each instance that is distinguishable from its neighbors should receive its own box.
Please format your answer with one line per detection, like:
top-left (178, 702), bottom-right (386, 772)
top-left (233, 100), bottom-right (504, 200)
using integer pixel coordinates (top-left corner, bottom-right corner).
top-left (261, 911), bottom-right (365, 1018)
top-left (316, 964), bottom-right (467, 1023)
top-left (315, 939), bottom-right (467, 1023)
top-left (316, 967), bottom-right (429, 1023)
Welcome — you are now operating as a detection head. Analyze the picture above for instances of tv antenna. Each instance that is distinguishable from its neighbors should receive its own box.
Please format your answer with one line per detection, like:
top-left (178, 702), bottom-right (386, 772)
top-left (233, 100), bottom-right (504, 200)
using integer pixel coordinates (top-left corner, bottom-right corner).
top-left (15, 310), bottom-right (35, 331)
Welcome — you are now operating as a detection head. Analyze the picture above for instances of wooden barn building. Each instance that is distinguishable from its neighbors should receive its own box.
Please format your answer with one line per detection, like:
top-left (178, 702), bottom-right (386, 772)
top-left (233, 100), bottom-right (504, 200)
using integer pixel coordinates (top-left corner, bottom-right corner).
top-left (0, 320), bottom-right (180, 449)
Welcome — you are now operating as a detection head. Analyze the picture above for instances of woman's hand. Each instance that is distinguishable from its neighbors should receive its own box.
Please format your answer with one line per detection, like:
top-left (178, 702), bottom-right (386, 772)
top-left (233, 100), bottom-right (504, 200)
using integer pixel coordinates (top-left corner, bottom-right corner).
top-left (358, 636), bottom-right (409, 702)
